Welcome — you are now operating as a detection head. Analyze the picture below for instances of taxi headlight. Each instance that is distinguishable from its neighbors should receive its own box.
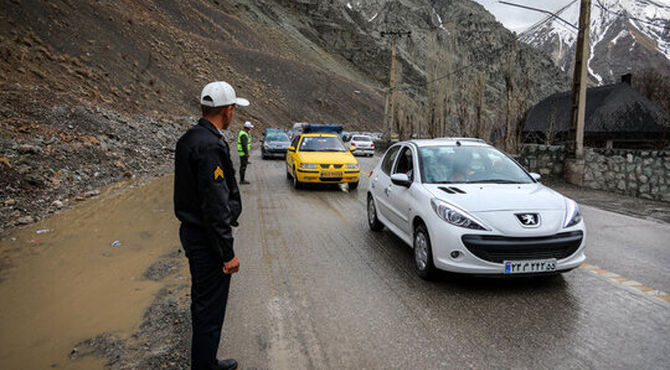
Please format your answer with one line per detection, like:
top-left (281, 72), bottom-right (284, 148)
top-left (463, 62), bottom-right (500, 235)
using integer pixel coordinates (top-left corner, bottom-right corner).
top-left (346, 163), bottom-right (359, 170)
top-left (430, 198), bottom-right (488, 230)
top-left (300, 163), bottom-right (317, 169)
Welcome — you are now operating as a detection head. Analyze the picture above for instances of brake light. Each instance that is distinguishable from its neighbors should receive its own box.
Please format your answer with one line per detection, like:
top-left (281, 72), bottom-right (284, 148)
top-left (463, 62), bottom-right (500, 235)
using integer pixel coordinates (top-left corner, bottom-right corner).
top-left (371, 143), bottom-right (375, 148)
top-left (368, 170), bottom-right (373, 177)
top-left (351, 142), bottom-right (356, 146)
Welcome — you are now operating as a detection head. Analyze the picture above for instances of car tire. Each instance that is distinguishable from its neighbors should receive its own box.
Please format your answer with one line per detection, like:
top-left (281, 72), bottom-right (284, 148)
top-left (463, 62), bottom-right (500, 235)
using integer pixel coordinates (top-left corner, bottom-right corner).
top-left (414, 223), bottom-right (437, 280)
top-left (367, 195), bottom-right (384, 232)
top-left (292, 167), bottom-right (302, 189)
top-left (349, 181), bottom-right (359, 190)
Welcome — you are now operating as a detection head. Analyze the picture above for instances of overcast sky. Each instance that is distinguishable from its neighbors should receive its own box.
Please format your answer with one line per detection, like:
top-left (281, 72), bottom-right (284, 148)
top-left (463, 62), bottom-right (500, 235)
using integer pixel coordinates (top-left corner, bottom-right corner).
top-left (473, 0), bottom-right (576, 33)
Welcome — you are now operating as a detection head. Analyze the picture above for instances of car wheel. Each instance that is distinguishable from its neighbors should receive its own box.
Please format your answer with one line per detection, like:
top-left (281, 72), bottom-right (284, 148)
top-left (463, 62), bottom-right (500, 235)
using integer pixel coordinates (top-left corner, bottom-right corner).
top-left (349, 181), bottom-right (359, 190)
top-left (292, 167), bottom-right (302, 189)
top-left (414, 223), bottom-right (436, 280)
top-left (367, 195), bottom-right (384, 232)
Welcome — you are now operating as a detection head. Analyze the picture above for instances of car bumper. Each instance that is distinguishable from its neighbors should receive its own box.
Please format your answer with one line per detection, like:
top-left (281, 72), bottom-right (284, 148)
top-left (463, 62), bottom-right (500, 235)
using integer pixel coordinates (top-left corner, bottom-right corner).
top-left (295, 169), bottom-right (359, 183)
top-left (352, 148), bottom-right (374, 155)
top-left (263, 148), bottom-right (288, 157)
top-left (427, 220), bottom-right (587, 275)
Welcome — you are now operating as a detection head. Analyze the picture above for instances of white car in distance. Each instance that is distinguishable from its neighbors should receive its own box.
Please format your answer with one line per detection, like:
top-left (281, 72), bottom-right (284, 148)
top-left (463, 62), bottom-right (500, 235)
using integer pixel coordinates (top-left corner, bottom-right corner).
top-left (366, 138), bottom-right (586, 279)
top-left (347, 135), bottom-right (375, 157)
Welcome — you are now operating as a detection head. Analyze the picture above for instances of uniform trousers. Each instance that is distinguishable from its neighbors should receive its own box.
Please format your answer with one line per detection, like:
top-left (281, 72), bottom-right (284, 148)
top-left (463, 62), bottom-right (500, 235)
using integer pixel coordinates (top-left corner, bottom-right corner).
top-left (239, 155), bottom-right (248, 181)
top-left (180, 223), bottom-right (232, 370)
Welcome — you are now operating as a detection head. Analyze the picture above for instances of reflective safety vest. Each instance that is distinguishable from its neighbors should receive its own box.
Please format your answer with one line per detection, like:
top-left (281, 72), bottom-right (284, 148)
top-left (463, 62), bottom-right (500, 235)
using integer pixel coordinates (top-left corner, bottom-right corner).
top-left (237, 130), bottom-right (251, 157)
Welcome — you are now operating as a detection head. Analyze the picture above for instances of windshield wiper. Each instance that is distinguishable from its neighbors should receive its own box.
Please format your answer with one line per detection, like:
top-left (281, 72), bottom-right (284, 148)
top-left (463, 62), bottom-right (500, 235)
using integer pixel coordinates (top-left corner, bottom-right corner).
top-left (464, 179), bottom-right (524, 184)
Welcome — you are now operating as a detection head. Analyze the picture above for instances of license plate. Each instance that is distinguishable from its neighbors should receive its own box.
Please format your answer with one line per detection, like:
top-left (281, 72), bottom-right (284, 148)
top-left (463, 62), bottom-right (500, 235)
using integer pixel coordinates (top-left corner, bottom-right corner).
top-left (504, 259), bottom-right (557, 274)
top-left (321, 171), bottom-right (342, 178)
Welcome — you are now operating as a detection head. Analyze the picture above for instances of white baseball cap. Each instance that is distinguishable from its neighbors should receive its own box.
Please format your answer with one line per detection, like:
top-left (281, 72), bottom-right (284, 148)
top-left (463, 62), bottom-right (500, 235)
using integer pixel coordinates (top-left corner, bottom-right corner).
top-left (200, 81), bottom-right (250, 107)
top-left (244, 121), bottom-right (254, 128)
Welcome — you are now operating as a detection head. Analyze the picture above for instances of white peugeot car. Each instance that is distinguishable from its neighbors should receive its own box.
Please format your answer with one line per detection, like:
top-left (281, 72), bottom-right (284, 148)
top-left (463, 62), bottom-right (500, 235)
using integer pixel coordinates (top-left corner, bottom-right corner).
top-left (366, 138), bottom-right (586, 279)
top-left (347, 135), bottom-right (375, 156)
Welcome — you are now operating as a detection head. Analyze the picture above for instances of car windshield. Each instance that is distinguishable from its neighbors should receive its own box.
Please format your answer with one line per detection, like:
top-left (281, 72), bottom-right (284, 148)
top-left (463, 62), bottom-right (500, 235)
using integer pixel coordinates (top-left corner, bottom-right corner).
top-left (353, 136), bottom-right (371, 142)
top-left (419, 146), bottom-right (533, 184)
top-left (299, 136), bottom-right (347, 152)
top-left (266, 134), bottom-right (290, 143)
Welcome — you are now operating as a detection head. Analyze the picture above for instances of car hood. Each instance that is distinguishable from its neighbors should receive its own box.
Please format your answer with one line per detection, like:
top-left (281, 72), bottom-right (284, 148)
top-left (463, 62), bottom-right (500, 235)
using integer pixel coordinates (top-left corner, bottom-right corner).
top-left (424, 183), bottom-right (566, 212)
top-left (297, 151), bottom-right (357, 164)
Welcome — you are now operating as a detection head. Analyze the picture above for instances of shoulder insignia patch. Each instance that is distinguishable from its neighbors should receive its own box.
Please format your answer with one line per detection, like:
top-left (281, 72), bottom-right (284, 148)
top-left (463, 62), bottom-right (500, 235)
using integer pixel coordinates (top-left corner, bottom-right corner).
top-left (214, 166), bottom-right (224, 181)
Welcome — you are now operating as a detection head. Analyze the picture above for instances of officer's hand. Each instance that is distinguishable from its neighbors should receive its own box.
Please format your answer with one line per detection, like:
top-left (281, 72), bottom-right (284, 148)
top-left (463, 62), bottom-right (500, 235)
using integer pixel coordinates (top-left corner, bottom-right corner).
top-left (223, 256), bottom-right (240, 274)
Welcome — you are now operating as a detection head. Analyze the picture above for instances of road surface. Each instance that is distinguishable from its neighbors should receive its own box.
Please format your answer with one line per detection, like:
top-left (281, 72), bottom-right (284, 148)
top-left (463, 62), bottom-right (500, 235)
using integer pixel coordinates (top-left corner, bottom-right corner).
top-left (220, 151), bottom-right (670, 369)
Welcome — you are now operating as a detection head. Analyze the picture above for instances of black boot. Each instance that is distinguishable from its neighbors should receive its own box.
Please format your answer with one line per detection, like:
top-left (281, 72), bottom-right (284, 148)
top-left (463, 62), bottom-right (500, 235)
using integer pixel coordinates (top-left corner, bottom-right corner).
top-left (213, 358), bottom-right (238, 370)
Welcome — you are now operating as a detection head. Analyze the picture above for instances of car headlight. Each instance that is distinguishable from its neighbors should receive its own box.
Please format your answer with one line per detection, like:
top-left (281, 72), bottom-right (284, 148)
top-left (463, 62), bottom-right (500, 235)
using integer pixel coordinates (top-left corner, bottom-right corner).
top-left (263, 143), bottom-right (271, 149)
top-left (430, 198), bottom-right (488, 230)
top-left (563, 198), bottom-right (582, 228)
top-left (346, 163), bottom-right (359, 170)
top-left (300, 163), bottom-right (317, 169)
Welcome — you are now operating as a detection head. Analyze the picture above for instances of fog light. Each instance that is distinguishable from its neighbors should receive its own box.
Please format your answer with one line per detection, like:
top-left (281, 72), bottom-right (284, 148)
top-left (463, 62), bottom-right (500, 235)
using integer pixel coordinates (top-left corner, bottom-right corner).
top-left (450, 251), bottom-right (461, 259)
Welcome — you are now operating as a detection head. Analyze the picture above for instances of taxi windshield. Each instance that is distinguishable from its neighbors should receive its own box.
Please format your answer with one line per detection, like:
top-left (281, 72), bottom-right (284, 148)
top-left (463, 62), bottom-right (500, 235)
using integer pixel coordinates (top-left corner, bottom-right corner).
top-left (299, 136), bottom-right (347, 152)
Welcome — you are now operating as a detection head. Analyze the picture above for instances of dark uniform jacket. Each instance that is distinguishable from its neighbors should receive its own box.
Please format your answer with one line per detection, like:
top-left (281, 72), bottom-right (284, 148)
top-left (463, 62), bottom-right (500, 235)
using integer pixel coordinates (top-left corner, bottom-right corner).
top-left (174, 118), bottom-right (242, 261)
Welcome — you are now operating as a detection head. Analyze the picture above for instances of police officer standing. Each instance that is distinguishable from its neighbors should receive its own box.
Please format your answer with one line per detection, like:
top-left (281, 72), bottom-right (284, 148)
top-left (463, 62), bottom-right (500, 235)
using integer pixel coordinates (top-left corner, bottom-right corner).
top-left (174, 81), bottom-right (249, 370)
top-left (237, 121), bottom-right (253, 184)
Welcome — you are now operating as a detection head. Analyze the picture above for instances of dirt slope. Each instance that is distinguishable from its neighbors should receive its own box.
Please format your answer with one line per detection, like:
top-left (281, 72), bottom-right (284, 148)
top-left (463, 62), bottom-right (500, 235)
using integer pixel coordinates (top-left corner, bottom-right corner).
top-left (0, 0), bottom-right (384, 233)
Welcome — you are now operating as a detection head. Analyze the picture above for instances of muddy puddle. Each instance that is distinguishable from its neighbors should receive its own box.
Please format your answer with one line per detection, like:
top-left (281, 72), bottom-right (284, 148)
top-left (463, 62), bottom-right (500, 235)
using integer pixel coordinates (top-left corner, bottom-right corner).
top-left (0, 174), bottom-right (184, 369)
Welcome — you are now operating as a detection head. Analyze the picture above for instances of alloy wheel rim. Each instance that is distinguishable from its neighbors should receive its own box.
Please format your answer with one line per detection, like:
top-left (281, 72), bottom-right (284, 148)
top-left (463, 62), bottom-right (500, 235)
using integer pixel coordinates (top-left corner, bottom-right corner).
top-left (368, 199), bottom-right (376, 225)
top-left (415, 232), bottom-right (428, 270)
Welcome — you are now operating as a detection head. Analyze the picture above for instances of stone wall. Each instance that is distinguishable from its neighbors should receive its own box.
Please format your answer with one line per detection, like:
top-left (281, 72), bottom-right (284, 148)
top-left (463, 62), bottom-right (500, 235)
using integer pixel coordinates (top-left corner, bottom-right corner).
top-left (517, 144), bottom-right (670, 202)
top-left (517, 144), bottom-right (566, 179)
top-left (582, 148), bottom-right (669, 201)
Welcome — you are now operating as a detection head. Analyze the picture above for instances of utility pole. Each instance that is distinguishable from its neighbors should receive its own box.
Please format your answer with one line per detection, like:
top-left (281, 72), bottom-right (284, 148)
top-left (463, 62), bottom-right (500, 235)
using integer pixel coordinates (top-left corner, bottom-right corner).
top-left (569, 0), bottom-right (590, 159)
top-left (381, 30), bottom-right (410, 141)
top-left (566, 0), bottom-right (591, 185)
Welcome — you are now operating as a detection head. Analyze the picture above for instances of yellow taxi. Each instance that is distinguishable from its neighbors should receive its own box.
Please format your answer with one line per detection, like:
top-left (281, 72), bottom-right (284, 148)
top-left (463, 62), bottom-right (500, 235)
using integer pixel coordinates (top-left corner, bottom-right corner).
top-left (286, 133), bottom-right (360, 189)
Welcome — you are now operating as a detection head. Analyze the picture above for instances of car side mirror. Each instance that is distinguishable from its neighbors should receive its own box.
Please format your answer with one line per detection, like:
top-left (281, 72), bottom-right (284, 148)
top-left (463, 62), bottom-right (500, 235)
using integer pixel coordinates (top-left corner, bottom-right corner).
top-left (391, 173), bottom-right (411, 188)
top-left (349, 147), bottom-right (356, 152)
top-left (530, 172), bottom-right (541, 181)
top-left (288, 146), bottom-right (295, 152)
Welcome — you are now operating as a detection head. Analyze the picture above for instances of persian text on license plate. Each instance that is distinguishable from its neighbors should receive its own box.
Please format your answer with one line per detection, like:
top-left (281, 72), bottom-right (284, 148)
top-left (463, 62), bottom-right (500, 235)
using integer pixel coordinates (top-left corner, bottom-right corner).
top-left (504, 259), bottom-right (557, 274)
top-left (321, 171), bottom-right (342, 178)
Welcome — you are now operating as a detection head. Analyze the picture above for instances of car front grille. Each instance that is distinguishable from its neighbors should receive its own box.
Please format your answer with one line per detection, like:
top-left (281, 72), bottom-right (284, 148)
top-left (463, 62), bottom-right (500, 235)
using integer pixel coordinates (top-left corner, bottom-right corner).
top-left (461, 231), bottom-right (583, 263)
top-left (332, 164), bottom-right (343, 169)
top-left (320, 164), bottom-right (331, 169)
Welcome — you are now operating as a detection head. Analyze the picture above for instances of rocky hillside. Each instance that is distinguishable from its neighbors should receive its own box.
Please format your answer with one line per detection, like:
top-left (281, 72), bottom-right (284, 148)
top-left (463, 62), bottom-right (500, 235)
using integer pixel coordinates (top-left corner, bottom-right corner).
top-left (519, 0), bottom-right (670, 84)
top-left (262, 0), bottom-right (570, 140)
top-left (0, 0), bottom-right (569, 233)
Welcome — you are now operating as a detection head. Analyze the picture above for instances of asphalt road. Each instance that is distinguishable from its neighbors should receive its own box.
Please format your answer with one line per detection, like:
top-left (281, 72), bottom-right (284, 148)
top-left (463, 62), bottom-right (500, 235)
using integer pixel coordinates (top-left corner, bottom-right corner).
top-left (221, 151), bottom-right (669, 369)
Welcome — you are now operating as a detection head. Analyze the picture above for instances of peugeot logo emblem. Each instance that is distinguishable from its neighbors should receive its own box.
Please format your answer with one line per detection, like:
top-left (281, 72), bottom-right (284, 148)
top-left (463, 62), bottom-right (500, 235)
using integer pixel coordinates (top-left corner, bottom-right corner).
top-left (515, 213), bottom-right (540, 227)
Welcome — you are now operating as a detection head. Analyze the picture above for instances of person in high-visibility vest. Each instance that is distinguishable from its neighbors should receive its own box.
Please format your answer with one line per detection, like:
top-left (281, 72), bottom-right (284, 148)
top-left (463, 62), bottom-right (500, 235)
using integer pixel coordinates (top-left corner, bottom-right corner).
top-left (237, 121), bottom-right (253, 184)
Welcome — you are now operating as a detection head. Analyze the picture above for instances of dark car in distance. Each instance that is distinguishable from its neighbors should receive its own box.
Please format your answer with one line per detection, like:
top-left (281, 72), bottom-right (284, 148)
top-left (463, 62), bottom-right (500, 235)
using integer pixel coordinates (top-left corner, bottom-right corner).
top-left (262, 132), bottom-right (292, 159)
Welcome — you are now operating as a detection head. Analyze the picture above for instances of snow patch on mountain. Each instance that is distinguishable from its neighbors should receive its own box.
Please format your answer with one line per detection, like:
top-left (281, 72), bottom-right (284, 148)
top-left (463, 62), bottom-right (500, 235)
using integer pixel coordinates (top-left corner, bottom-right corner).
top-left (519, 0), bottom-right (670, 84)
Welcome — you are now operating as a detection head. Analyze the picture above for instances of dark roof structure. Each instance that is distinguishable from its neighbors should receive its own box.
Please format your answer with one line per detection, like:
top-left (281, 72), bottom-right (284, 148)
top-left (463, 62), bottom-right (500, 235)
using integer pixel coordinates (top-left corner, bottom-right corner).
top-left (523, 81), bottom-right (668, 139)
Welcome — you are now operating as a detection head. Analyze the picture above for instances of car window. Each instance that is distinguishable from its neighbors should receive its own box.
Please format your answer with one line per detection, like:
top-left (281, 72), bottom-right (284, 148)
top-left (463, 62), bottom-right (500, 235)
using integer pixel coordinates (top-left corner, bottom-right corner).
top-left (381, 145), bottom-right (401, 175)
top-left (266, 134), bottom-right (290, 142)
top-left (353, 136), bottom-right (371, 142)
top-left (393, 146), bottom-right (414, 180)
top-left (298, 136), bottom-right (347, 152)
top-left (419, 146), bottom-right (533, 184)
top-left (291, 135), bottom-right (300, 148)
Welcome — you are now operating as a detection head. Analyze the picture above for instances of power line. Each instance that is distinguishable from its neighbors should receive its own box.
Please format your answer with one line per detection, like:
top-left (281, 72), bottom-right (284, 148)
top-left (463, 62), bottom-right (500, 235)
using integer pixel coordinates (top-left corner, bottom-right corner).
top-left (521, 0), bottom-right (580, 36)
top-left (498, 1), bottom-right (578, 30)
